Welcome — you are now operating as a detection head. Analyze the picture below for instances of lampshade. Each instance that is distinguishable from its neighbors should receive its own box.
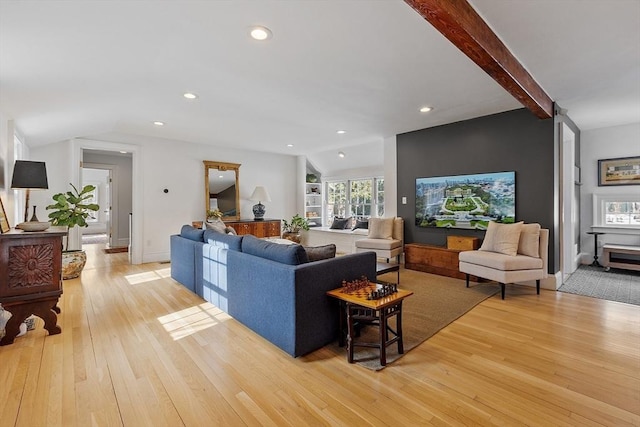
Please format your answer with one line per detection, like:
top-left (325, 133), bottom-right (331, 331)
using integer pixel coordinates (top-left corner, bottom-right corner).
top-left (11, 160), bottom-right (49, 189)
top-left (249, 186), bottom-right (271, 202)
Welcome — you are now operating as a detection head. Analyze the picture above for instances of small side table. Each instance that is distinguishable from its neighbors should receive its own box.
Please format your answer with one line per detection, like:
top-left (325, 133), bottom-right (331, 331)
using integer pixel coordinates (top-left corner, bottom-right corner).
top-left (586, 231), bottom-right (606, 267)
top-left (327, 284), bottom-right (413, 366)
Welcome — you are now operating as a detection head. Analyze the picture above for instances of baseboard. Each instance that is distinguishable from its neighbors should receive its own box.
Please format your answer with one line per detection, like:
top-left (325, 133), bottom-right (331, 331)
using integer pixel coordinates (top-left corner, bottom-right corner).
top-left (142, 251), bottom-right (170, 264)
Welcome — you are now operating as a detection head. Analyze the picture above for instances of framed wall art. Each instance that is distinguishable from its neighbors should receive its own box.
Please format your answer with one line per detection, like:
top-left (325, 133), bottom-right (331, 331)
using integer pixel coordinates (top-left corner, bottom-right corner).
top-left (0, 196), bottom-right (10, 233)
top-left (598, 156), bottom-right (640, 186)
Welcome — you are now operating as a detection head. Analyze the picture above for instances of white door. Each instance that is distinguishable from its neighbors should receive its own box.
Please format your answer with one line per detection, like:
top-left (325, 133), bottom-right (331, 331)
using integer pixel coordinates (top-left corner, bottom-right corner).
top-left (81, 165), bottom-right (115, 247)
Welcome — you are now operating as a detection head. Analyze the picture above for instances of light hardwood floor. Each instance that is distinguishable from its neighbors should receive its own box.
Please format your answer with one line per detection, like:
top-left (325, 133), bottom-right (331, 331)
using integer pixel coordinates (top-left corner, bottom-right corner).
top-left (1, 244), bottom-right (638, 427)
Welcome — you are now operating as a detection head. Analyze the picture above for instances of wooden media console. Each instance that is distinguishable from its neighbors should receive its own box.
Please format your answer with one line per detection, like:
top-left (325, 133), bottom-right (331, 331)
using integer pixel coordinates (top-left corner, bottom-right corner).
top-left (405, 243), bottom-right (482, 281)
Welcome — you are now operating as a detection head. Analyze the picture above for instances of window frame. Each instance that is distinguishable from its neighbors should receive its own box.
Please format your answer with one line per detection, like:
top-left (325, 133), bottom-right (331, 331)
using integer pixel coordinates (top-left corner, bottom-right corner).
top-left (591, 193), bottom-right (640, 235)
top-left (324, 177), bottom-right (384, 226)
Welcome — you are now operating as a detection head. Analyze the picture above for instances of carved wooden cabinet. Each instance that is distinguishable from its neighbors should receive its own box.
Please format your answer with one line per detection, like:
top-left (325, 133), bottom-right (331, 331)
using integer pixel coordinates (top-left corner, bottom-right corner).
top-left (0, 227), bottom-right (66, 345)
top-left (224, 219), bottom-right (281, 238)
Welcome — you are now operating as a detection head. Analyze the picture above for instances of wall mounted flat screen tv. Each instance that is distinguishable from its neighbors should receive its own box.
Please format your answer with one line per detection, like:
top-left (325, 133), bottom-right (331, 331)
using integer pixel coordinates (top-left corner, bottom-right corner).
top-left (416, 171), bottom-right (515, 230)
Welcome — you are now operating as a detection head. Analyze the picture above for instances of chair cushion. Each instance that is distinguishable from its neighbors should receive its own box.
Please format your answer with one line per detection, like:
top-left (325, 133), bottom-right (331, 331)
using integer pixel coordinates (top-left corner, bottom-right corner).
top-left (180, 225), bottom-right (205, 242)
top-left (241, 234), bottom-right (309, 265)
top-left (479, 221), bottom-right (523, 256)
top-left (355, 238), bottom-right (402, 250)
top-left (459, 250), bottom-right (543, 271)
top-left (368, 217), bottom-right (394, 239)
top-left (518, 223), bottom-right (541, 257)
top-left (303, 244), bottom-right (337, 262)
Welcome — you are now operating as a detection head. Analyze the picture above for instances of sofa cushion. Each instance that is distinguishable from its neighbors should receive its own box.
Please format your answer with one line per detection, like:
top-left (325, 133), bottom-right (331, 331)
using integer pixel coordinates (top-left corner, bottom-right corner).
top-left (352, 219), bottom-right (369, 230)
top-left (518, 223), bottom-right (541, 257)
top-left (204, 229), bottom-right (243, 251)
top-left (479, 221), bottom-right (523, 256)
top-left (355, 238), bottom-right (402, 250)
top-left (368, 217), bottom-right (394, 239)
top-left (459, 250), bottom-right (543, 271)
top-left (180, 225), bottom-right (205, 242)
top-left (303, 244), bottom-right (337, 262)
top-left (241, 234), bottom-right (309, 265)
top-left (330, 217), bottom-right (351, 230)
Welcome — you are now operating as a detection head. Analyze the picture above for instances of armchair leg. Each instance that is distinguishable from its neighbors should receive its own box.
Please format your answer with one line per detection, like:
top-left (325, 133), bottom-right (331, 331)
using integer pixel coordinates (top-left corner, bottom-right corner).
top-left (536, 279), bottom-right (540, 295)
top-left (465, 274), bottom-right (470, 288)
top-left (500, 283), bottom-right (505, 300)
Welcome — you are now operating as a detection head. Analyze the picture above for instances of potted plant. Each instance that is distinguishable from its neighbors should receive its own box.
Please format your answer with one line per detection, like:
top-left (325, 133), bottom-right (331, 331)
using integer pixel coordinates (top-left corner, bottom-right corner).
top-left (282, 214), bottom-right (310, 243)
top-left (46, 183), bottom-right (100, 279)
top-left (206, 209), bottom-right (223, 222)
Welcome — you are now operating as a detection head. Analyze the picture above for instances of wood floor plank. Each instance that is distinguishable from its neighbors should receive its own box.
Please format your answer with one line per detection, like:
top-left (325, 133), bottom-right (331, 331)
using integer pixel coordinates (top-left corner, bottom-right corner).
top-left (1, 245), bottom-right (638, 426)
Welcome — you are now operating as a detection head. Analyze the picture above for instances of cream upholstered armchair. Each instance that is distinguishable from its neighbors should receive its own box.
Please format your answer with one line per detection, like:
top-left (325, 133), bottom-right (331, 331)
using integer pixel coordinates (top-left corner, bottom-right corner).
top-left (355, 217), bottom-right (404, 263)
top-left (458, 222), bottom-right (548, 299)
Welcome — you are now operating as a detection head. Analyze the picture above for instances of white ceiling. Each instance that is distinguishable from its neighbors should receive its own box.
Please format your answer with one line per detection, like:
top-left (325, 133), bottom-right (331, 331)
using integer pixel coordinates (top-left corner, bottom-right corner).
top-left (1, 0), bottom-right (639, 175)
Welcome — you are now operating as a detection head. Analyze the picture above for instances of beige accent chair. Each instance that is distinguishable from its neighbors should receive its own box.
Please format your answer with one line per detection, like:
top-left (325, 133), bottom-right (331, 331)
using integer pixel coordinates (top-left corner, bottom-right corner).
top-left (458, 224), bottom-right (549, 299)
top-left (355, 217), bottom-right (404, 263)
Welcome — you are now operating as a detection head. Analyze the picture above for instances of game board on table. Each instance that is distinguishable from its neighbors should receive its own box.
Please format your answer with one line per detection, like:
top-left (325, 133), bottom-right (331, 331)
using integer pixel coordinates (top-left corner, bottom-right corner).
top-left (326, 277), bottom-right (413, 310)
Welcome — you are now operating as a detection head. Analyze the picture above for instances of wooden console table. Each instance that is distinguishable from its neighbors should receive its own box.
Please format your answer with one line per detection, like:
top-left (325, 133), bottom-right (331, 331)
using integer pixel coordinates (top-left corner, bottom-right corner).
top-left (224, 219), bottom-right (281, 238)
top-left (405, 243), bottom-right (482, 281)
top-left (192, 219), bottom-right (281, 238)
top-left (0, 227), bottom-right (66, 345)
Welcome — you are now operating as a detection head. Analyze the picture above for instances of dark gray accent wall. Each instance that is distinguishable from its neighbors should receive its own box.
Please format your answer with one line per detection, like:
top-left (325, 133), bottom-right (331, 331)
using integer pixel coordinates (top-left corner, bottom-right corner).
top-left (397, 108), bottom-right (556, 272)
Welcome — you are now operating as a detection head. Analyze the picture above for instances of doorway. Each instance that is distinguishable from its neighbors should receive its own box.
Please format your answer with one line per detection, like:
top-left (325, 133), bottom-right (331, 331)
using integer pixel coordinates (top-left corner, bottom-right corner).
top-left (560, 122), bottom-right (579, 279)
top-left (81, 165), bottom-right (113, 248)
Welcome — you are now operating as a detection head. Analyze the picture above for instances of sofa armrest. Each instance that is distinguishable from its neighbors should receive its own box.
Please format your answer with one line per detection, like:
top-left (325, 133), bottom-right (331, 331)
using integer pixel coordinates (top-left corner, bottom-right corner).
top-left (170, 234), bottom-right (204, 293)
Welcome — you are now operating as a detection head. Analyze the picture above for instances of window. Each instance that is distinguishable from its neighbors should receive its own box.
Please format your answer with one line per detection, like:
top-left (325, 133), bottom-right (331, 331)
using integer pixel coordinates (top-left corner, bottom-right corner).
top-left (593, 193), bottom-right (640, 231)
top-left (326, 181), bottom-right (347, 221)
top-left (324, 177), bottom-right (384, 225)
top-left (605, 201), bottom-right (640, 226)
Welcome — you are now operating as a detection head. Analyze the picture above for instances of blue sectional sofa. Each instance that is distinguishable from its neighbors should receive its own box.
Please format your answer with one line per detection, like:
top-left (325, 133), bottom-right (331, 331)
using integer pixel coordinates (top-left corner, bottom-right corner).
top-left (170, 225), bottom-right (376, 357)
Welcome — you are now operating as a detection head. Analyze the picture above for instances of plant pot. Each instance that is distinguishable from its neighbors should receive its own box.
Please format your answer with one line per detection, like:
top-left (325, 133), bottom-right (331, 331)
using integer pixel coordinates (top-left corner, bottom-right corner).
top-left (282, 232), bottom-right (301, 243)
top-left (62, 250), bottom-right (87, 280)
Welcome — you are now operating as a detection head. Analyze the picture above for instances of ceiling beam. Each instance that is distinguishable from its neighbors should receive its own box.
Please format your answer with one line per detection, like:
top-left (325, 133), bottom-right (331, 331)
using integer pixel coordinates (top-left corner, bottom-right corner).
top-left (405, 0), bottom-right (554, 119)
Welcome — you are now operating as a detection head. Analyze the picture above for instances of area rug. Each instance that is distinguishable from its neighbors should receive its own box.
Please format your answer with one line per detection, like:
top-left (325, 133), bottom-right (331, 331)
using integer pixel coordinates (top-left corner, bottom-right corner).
top-left (558, 265), bottom-right (640, 306)
top-left (332, 268), bottom-right (500, 371)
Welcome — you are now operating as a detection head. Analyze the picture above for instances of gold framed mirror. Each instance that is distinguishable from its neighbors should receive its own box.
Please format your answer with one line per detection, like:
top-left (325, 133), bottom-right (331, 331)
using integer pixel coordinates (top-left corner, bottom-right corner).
top-left (204, 161), bottom-right (240, 221)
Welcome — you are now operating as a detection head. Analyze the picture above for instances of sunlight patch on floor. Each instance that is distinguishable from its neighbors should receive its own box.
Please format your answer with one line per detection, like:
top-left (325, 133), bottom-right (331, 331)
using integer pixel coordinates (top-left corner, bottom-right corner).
top-left (157, 302), bottom-right (231, 340)
top-left (125, 267), bottom-right (171, 285)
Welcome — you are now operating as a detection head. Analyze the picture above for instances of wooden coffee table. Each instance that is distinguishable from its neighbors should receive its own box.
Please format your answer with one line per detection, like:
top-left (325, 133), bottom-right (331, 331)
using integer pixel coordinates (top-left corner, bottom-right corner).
top-left (327, 283), bottom-right (413, 366)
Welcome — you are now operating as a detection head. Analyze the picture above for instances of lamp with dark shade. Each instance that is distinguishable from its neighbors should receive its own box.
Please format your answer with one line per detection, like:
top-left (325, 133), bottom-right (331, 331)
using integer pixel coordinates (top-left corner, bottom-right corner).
top-left (249, 186), bottom-right (271, 220)
top-left (11, 160), bottom-right (49, 228)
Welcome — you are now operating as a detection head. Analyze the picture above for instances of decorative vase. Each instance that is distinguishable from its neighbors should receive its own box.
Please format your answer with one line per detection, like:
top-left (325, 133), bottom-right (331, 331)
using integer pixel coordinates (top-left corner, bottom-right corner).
top-left (282, 231), bottom-right (301, 243)
top-left (62, 250), bottom-right (87, 280)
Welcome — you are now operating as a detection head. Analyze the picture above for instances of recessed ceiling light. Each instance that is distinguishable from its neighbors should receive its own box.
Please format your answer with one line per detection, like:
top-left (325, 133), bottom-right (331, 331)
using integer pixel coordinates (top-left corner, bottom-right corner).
top-left (287, 144), bottom-right (293, 147)
top-left (153, 121), bottom-right (164, 126)
top-left (119, 151), bottom-right (127, 154)
top-left (419, 106), bottom-right (433, 113)
top-left (338, 151), bottom-right (345, 158)
top-left (183, 92), bottom-right (198, 99)
top-left (336, 130), bottom-right (346, 134)
top-left (249, 26), bottom-right (272, 41)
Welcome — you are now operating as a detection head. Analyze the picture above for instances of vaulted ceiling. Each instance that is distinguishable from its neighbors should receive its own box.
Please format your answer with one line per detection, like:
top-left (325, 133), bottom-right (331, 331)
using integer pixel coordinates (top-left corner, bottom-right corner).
top-left (1, 1), bottom-right (638, 174)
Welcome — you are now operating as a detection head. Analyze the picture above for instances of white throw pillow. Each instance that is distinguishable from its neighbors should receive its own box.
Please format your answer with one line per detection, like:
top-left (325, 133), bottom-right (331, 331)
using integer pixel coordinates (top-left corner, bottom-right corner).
top-left (205, 219), bottom-right (227, 234)
top-left (479, 221), bottom-right (523, 256)
top-left (518, 223), bottom-right (541, 257)
top-left (368, 217), bottom-right (394, 240)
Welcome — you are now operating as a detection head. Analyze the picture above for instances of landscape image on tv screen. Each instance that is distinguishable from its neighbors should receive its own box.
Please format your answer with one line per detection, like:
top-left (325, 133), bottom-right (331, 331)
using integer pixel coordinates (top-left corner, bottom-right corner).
top-left (416, 171), bottom-right (515, 230)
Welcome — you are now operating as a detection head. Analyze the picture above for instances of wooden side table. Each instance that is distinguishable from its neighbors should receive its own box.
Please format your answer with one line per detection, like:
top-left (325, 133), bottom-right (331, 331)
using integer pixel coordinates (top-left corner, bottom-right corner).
top-left (0, 227), bottom-right (66, 345)
top-left (327, 284), bottom-right (413, 366)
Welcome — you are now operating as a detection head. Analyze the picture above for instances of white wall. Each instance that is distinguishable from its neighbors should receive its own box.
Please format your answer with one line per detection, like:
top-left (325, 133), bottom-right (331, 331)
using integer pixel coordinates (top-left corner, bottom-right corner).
top-left (580, 122), bottom-right (640, 262)
top-left (31, 135), bottom-right (298, 263)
